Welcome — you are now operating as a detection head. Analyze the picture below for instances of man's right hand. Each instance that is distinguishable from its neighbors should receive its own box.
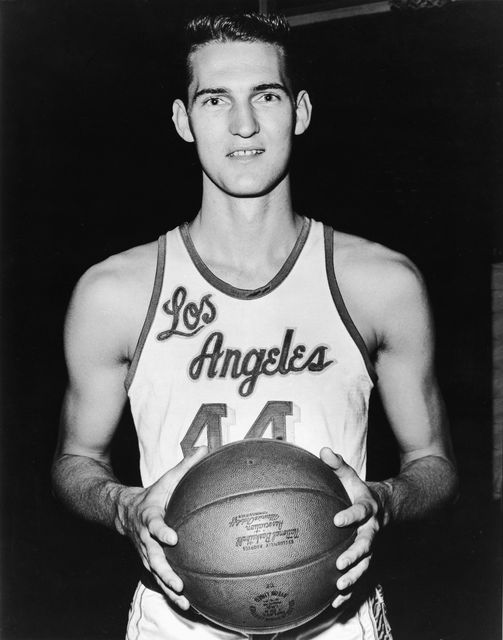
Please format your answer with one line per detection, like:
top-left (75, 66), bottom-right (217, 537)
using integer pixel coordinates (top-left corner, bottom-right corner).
top-left (116, 446), bottom-right (208, 610)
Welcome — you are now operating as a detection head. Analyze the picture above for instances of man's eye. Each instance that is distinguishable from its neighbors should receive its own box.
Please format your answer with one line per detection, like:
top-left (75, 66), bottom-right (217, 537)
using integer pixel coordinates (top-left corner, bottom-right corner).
top-left (258, 93), bottom-right (280, 103)
top-left (204, 97), bottom-right (225, 106)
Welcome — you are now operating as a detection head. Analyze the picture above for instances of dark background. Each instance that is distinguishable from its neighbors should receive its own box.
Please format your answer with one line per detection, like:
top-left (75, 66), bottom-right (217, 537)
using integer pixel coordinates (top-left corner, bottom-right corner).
top-left (1, 0), bottom-right (502, 638)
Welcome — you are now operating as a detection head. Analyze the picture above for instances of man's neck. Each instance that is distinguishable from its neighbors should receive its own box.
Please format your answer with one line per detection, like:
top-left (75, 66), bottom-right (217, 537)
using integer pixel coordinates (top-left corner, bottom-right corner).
top-left (187, 179), bottom-right (303, 289)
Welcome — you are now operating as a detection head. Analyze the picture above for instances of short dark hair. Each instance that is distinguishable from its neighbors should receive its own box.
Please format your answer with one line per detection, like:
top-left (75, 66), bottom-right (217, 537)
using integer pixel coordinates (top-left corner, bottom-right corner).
top-left (183, 12), bottom-right (298, 98)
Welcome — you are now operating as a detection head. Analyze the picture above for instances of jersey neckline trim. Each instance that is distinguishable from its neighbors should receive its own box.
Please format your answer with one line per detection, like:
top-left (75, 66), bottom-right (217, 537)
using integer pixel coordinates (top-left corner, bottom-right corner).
top-left (124, 236), bottom-right (166, 392)
top-left (323, 225), bottom-right (378, 385)
top-left (179, 216), bottom-right (311, 300)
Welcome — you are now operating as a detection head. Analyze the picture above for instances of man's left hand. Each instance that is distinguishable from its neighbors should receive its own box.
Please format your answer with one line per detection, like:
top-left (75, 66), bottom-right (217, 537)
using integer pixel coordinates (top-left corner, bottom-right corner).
top-left (320, 447), bottom-right (385, 609)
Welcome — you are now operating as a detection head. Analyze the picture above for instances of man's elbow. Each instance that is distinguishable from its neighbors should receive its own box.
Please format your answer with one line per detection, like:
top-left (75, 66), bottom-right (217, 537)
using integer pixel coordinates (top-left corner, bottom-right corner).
top-left (50, 450), bottom-right (110, 500)
top-left (445, 458), bottom-right (460, 506)
top-left (433, 454), bottom-right (460, 508)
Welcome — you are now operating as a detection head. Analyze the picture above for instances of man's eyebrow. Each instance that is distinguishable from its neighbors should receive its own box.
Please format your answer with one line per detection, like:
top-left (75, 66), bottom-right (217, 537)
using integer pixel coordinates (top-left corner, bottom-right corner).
top-left (193, 87), bottom-right (229, 101)
top-left (252, 83), bottom-right (289, 93)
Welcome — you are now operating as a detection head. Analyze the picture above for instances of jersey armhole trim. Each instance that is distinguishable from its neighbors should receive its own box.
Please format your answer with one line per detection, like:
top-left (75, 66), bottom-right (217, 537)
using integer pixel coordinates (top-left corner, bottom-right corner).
top-left (323, 225), bottom-right (378, 385)
top-left (124, 235), bottom-right (166, 392)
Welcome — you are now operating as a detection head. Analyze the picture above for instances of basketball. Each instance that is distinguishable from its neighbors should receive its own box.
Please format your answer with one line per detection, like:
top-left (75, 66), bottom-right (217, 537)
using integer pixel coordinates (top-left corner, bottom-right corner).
top-left (164, 439), bottom-right (357, 634)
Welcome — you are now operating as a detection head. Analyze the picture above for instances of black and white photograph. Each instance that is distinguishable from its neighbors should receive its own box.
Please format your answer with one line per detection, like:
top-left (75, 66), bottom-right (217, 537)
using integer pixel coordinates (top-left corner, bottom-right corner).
top-left (1, 1), bottom-right (502, 639)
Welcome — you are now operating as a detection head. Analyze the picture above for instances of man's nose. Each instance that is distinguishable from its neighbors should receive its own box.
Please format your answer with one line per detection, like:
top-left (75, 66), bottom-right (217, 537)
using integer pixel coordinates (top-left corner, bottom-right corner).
top-left (229, 102), bottom-right (259, 137)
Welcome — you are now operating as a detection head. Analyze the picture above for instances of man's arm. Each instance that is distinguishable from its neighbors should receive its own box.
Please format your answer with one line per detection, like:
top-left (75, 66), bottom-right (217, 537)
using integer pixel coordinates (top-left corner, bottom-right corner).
top-left (326, 253), bottom-right (458, 604)
top-left (369, 257), bottom-right (458, 521)
top-left (52, 255), bottom-right (206, 610)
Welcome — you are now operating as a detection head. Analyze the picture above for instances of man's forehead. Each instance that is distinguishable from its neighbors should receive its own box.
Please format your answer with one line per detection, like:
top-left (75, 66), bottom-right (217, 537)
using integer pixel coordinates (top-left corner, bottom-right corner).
top-left (189, 40), bottom-right (286, 89)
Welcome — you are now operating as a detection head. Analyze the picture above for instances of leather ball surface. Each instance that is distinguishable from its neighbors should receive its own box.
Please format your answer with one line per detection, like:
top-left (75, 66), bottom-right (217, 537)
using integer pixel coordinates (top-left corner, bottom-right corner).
top-left (164, 439), bottom-right (356, 634)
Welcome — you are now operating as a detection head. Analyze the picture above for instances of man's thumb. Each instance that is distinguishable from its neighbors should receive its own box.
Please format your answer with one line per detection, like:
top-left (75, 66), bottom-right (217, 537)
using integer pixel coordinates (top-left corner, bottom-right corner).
top-left (156, 446), bottom-right (209, 491)
top-left (173, 446), bottom-right (209, 480)
top-left (320, 447), bottom-right (346, 472)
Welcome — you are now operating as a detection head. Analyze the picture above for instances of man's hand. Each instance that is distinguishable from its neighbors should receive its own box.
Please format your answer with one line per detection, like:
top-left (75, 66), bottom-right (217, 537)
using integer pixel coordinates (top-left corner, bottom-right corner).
top-left (320, 448), bottom-right (385, 610)
top-left (116, 446), bottom-right (208, 610)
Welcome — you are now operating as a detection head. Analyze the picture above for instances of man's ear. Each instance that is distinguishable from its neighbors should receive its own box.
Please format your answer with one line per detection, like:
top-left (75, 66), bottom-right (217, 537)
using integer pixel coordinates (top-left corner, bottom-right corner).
top-left (294, 90), bottom-right (312, 136)
top-left (172, 99), bottom-right (195, 143)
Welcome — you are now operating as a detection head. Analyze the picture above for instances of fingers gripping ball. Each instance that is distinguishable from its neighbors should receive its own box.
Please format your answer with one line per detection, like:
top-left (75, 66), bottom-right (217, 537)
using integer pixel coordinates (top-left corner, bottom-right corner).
top-left (164, 439), bottom-right (357, 634)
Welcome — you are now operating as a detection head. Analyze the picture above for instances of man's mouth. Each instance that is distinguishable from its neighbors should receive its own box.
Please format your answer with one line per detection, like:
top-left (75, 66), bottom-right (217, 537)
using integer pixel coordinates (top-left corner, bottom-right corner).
top-left (227, 149), bottom-right (265, 158)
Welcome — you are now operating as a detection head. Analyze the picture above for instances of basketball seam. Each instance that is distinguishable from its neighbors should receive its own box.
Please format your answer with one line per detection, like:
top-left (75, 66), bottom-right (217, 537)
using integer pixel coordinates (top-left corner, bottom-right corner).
top-left (168, 486), bottom-right (351, 531)
top-left (174, 438), bottom-right (335, 483)
top-left (168, 531), bottom-right (356, 579)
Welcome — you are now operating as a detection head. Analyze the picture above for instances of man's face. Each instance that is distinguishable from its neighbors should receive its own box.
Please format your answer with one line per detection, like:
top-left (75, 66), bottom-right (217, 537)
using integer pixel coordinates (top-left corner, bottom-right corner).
top-left (173, 40), bottom-right (311, 198)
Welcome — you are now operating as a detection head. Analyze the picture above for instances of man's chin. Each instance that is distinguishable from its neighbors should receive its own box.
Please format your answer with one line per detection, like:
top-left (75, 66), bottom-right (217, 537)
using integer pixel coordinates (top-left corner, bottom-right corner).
top-left (223, 187), bottom-right (276, 199)
top-left (212, 176), bottom-right (287, 199)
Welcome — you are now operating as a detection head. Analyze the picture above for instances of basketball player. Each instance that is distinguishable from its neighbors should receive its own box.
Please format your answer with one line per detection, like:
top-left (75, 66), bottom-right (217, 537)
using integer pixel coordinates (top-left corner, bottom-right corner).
top-left (52, 12), bottom-right (458, 640)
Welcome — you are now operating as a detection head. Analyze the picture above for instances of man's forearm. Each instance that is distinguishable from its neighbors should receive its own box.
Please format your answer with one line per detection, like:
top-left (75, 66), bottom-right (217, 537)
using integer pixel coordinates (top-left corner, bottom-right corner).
top-left (51, 453), bottom-right (140, 534)
top-left (369, 455), bottom-right (458, 527)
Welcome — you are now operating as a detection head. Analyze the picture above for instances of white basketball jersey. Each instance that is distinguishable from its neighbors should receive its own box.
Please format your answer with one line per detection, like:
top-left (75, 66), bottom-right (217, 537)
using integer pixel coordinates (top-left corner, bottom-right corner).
top-left (126, 217), bottom-right (376, 484)
top-left (125, 218), bottom-right (392, 640)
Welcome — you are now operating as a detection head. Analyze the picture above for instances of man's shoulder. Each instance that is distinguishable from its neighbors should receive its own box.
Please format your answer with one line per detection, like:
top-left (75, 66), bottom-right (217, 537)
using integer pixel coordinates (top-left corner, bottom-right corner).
top-left (332, 228), bottom-right (409, 268)
top-left (75, 240), bottom-right (159, 304)
top-left (66, 240), bottom-right (159, 357)
top-left (330, 229), bottom-right (428, 348)
top-left (332, 229), bottom-right (424, 297)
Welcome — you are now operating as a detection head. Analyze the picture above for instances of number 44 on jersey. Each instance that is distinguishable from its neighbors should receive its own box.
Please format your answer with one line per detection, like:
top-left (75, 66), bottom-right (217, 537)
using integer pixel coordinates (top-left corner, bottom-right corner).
top-left (181, 401), bottom-right (295, 456)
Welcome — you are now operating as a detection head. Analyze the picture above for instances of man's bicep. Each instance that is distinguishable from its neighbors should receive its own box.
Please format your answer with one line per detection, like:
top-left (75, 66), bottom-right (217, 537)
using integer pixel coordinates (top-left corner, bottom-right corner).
top-left (377, 357), bottom-right (451, 465)
top-left (57, 266), bottom-right (131, 461)
top-left (59, 369), bottom-right (128, 461)
top-left (374, 262), bottom-right (454, 466)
